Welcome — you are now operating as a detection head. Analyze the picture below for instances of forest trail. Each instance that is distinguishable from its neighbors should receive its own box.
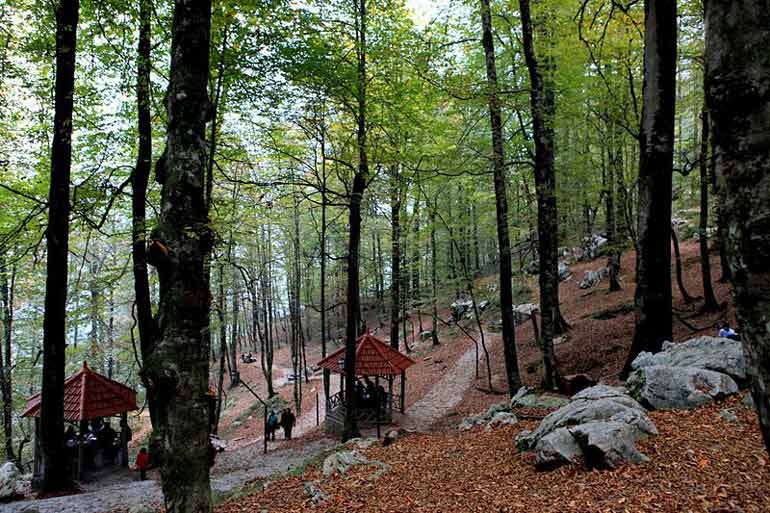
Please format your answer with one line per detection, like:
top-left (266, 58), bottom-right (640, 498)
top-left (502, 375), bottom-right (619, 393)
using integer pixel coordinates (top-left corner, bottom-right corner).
top-left (4, 439), bottom-right (338, 513)
top-left (401, 339), bottom-right (493, 431)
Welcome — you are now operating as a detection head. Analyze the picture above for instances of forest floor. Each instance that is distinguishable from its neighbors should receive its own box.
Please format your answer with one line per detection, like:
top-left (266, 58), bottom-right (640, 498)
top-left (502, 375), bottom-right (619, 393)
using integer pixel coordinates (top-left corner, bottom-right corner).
top-left (8, 239), bottom-right (760, 513)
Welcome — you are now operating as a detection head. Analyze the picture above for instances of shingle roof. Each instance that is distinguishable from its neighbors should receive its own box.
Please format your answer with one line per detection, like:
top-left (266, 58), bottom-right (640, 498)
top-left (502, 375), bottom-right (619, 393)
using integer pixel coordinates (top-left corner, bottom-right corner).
top-left (22, 362), bottom-right (138, 422)
top-left (317, 331), bottom-right (416, 377)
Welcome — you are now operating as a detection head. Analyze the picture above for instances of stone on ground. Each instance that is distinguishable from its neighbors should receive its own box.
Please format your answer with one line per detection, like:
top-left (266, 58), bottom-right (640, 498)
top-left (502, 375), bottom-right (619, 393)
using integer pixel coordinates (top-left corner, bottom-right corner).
top-left (518, 385), bottom-right (657, 453)
top-left (304, 481), bottom-right (326, 505)
top-left (569, 421), bottom-right (649, 469)
top-left (510, 386), bottom-right (569, 410)
top-left (534, 428), bottom-right (582, 469)
top-left (0, 462), bottom-right (25, 501)
top-left (627, 365), bottom-right (739, 410)
top-left (486, 412), bottom-right (518, 430)
top-left (322, 450), bottom-right (389, 478)
top-left (631, 336), bottom-right (746, 383)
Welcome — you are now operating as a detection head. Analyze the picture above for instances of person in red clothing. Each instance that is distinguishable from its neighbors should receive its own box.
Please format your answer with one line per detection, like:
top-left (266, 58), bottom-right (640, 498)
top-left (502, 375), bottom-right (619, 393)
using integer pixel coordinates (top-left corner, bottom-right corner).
top-left (135, 447), bottom-right (150, 481)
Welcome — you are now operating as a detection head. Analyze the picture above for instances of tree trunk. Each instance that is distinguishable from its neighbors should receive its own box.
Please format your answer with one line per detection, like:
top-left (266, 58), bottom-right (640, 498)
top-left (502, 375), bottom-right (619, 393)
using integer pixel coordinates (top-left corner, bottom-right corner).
top-left (132, 0), bottom-right (155, 389)
top-left (41, 0), bottom-right (79, 492)
top-left (320, 135), bottom-right (330, 399)
top-left (229, 265), bottom-right (240, 387)
top-left (607, 117), bottom-right (622, 292)
top-left (671, 225), bottom-right (694, 302)
top-left (343, 0), bottom-right (368, 441)
top-left (389, 165), bottom-right (401, 351)
top-left (214, 264), bottom-right (227, 435)
top-left (704, 0), bottom-right (770, 457)
top-left (429, 200), bottom-right (440, 346)
top-left (145, 0), bottom-right (213, 510)
top-left (0, 257), bottom-right (16, 463)
top-left (698, 106), bottom-right (719, 311)
top-left (622, 0), bottom-right (676, 377)
top-left (480, 0), bottom-right (521, 396)
top-left (518, 0), bottom-right (559, 390)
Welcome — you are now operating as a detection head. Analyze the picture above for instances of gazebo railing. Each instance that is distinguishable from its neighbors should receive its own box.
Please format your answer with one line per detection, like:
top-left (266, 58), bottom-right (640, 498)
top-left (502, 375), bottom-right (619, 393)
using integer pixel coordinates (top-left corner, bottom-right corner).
top-left (324, 390), bottom-right (401, 433)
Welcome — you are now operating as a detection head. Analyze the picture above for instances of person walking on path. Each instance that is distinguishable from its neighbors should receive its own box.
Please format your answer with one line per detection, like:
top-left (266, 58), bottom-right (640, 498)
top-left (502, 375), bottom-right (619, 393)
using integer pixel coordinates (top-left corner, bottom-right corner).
top-left (280, 409), bottom-right (296, 440)
top-left (134, 447), bottom-right (150, 481)
top-left (267, 410), bottom-right (279, 441)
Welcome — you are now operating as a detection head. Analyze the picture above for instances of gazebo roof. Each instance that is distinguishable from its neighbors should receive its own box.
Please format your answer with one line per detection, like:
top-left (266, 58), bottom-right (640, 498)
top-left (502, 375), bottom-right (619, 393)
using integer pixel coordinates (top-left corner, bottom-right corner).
top-left (317, 331), bottom-right (416, 377)
top-left (22, 362), bottom-right (138, 422)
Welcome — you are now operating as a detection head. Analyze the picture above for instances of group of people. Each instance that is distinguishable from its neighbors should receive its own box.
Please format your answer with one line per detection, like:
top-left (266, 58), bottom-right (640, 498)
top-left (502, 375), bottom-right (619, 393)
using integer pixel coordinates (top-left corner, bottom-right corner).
top-left (266, 408), bottom-right (296, 441)
top-left (64, 418), bottom-right (124, 474)
top-left (241, 352), bottom-right (258, 363)
top-left (353, 376), bottom-right (387, 411)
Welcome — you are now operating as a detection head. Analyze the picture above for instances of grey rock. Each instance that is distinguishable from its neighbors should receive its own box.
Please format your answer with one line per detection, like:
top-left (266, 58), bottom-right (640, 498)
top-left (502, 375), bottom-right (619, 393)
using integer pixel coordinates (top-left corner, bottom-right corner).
top-left (631, 336), bottom-right (746, 383)
top-left (484, 402), bottom-right (511, 419)
top-left (578, 267), bottom-right (609, 289)
top-left (743, 393), bottom-right (755, 409)
top-left (518, 386), bottom-right (656, 451)
top-left (0, 462), bottom-right (25, 500)
top-left (627, 365), bottom-right (738, 410)
top-left (512, 303), bottom-right (539, 323)
top-left (569, 421), bottom-right (649, 470)
top-left (510, 386), bottom-right (569, 410)
top-left (719, 409), bottom-right (739, 423)
top-left (486, 412), bottom-right (518, 430)
top-left (322, 450), bottom-right (370, 476)
top-left (419, 330), bottom-right (433, 341)
top-left (304, 481), bottom-right (326, 505)
top-left (558, 262), bottom-right (572, 281)
top-left (579, 234), bottom-right (608, 261)
top-left (534, 428), bottom-right (582, 468)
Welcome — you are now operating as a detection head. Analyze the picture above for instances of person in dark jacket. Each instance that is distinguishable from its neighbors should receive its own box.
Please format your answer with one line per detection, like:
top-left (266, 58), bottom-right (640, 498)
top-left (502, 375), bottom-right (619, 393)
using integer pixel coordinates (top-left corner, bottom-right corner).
top-left (280, 409), bottom-right (296, 440)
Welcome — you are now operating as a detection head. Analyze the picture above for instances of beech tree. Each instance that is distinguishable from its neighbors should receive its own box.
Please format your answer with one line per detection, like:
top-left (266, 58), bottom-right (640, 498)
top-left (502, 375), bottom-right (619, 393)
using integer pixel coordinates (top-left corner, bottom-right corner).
top-left (704, 0), bottom-right (770, 456)
top-left (40, 0), bottom-right (79, 493)
top-left (623, 0), bottom-right (677, 377)
top-left (144, 0), bottom-right (215, 510)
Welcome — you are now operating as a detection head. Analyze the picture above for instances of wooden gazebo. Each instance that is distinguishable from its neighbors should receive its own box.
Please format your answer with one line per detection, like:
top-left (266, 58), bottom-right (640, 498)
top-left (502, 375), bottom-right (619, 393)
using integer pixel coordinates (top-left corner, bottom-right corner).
top-left (22, 362), bottom-right (138, 483)
top-left (317, 331), bottom-right (415, 434)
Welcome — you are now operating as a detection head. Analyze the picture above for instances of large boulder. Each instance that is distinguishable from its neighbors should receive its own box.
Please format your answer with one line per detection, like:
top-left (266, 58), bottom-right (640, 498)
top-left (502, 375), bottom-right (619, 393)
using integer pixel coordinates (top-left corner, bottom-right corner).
top-left (322, 450), bottom-right (389, 478)
top-left (450, 299), bottom-right (474, 321)
top-left (512, 303), bottom-right (539, 323)
top-left (486, 412), bottom-right (519, 430)
top-left (579, 234), bottom-right (608, 261)
top-left (578, 267), bottom-right (609, 289)
top-left (558, 262), bottom-right (572, 281)
top-left (627, 365), bottom-right (739, 410)
top-left (510, 386), bottom-right (570, 410)
top-left (569, 421), bottom-right (649, 470)
top-left (631, 336), bottom-right (746, 383)
top-left (518, 385), bottom-right (656, 451)
top-left (0, 462), bottom-right (25, 501)
top-left (534, 428), bottom-right (582, 469)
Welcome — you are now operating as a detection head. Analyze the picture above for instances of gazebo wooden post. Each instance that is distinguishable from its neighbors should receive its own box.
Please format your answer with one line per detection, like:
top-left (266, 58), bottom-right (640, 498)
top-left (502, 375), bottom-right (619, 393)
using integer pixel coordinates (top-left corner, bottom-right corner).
top-left (120, 412), bottom-right (129, 467)
top-left (32, 417), bottom-right (42, 488)
top-left (78, 419), bottom-right (88, 480)
top-left (400, 370), bottom-right (406, 414)
top-left (375, 376), bottom-right (381, 439)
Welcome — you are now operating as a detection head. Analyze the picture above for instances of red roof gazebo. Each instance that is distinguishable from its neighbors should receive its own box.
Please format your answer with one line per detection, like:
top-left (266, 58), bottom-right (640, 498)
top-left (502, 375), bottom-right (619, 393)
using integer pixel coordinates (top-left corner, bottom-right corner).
top-left (317, 331), bottom-right (416, 377)
top-left (317, 331), bottom-right (415, 434)
top-left (23, 362), bottom-right (138, 483)
top-left (22, 361), bottom-right (138, 421)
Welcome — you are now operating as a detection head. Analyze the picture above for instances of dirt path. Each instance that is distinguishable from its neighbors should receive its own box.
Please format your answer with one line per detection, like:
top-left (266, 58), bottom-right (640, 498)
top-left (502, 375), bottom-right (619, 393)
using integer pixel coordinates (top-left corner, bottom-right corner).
top-left (401, 340), bottom-right (489, 431)
top-left (5, 438), bottom-right (338, 513)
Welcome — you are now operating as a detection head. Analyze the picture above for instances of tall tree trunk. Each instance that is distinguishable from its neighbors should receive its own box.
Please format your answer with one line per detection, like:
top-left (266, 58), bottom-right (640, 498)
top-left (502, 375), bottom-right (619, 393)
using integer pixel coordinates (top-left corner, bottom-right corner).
top-left (320, 137), bottom-right (330, 399)
top-left (671, 225), bottom-right (694, 302)
top-left (429, 201), bottom-right (440, 346)
top-left (41, 0), bottom-right (79, 492)
top-left (704, 0), bottom-right (770, 457)
top-left (412, 198), bottom-right (420, 299)
top-left (622, 0), bottom-right (676, 377)
top-left (389, 165), bottom-right (401, 351)
top-left (145, 0), bottom-right (213, 510)
top-left (132, 0), bottom-right (156, 431)
top-left (480, 0), bottom-right (521, 396)
top-left (214, 264), bottom-right (227, 435)
top-left (229, 266), bottom-right (240, 387)
top-left (699, 107), bottom-right (719, 311)
top-left (518, 0), bottom-right (559, 390)
top-left (343, 0), bottom-right (368, 441)
top-left (607, 117), bottom-right (622, 292)
top-left (0, 257), bottom-right (16, 463)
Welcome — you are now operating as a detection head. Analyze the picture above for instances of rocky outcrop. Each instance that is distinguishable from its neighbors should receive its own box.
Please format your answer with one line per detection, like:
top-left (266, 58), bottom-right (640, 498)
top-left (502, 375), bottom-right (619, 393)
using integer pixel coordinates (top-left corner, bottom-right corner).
top-left (578, 267), bottom-right (609, 289)
top-left (558, 262), bottom-right (572, 281)
top-left (579, 234), bottom-right (607, 261)
top-left (322, 450), bottom-right (389, 478)
top-left (510, 386), bottom-right (569, 410)
top-left (0, 462), bottom-right (25, 501)
top-left (630, 336), bottom-right (746, 383)
top-left (626, 365), bottom-right (739, 410)
top-left (512, 303), bottom-right (539, 323)
top-left (459, 403), bottom-right (518, 431)
top-left (519, 385), bottom-right (656, 470)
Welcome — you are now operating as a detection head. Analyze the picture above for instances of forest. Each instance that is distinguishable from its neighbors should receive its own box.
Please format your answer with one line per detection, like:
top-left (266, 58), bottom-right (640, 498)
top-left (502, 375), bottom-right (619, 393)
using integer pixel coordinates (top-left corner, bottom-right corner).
top-left (0, 0), bottom-right (769, 511)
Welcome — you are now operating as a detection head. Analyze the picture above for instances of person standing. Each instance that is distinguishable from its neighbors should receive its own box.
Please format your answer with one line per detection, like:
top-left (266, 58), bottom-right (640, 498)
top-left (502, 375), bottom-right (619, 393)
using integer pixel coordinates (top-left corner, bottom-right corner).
top-left (135, 447), bottom-right (150, 481)
top-left (280, 409), bottom-right (296, 440)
